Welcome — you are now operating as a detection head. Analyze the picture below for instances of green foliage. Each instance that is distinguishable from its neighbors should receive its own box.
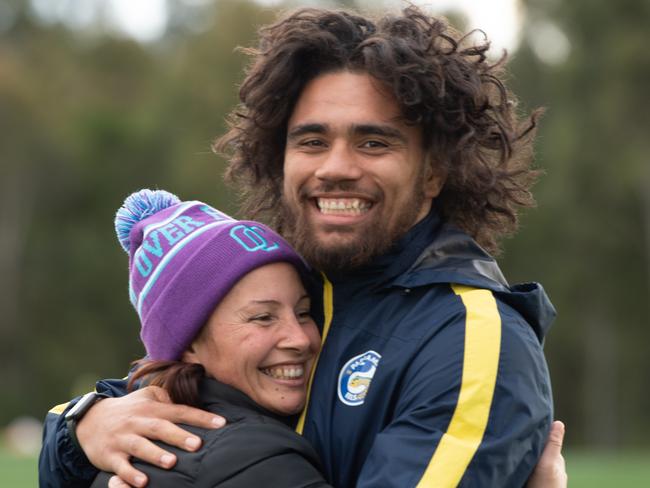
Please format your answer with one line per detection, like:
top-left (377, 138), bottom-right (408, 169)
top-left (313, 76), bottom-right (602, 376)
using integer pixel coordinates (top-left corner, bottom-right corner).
top-left (502, 0), bottom-right (650, 447)
top-left (0, 0), bottom-right (269, 425)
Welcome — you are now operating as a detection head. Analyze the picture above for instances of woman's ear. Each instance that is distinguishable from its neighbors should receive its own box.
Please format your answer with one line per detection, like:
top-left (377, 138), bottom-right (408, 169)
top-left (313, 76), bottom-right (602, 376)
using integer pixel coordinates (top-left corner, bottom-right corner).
top-left (181, 341), bottom-right (201, 364)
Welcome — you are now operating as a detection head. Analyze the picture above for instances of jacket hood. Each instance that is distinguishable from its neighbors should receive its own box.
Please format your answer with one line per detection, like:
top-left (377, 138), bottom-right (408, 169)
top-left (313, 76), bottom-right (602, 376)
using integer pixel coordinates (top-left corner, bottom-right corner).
top-left (390, 218), bottom-right (556, 343)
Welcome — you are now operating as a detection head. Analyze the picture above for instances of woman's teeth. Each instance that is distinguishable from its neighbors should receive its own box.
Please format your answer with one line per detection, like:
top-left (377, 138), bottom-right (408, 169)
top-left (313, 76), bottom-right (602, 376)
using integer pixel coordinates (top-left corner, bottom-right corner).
top-left (261, 365), bottom-right (305, 379)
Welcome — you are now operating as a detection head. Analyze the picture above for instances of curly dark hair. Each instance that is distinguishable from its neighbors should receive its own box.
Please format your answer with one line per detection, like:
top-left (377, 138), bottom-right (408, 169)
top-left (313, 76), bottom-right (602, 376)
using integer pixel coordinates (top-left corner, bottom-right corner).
top-left (215, 6), bottom-right (541, 254)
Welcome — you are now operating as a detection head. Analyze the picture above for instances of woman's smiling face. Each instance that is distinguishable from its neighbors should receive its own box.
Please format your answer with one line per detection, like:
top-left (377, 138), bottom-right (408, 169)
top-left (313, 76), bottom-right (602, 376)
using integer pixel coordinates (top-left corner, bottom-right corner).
top-left (183, 262), bottom-right (320, 415)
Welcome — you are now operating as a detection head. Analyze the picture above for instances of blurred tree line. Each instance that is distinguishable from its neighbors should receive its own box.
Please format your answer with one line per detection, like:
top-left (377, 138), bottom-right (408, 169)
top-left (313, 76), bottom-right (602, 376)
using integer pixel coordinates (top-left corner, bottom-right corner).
top-left (0, 0), bottom-right (271, 426)
top-left (504, 0), bottom-right (650, 447)
top-left (0, 0), bottom-right (648, 450)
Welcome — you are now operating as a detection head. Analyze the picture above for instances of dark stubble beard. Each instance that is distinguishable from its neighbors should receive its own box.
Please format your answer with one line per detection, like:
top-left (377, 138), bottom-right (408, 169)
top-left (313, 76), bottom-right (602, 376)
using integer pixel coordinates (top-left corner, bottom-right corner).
top-left (280, 177), bottom-right (427, 274)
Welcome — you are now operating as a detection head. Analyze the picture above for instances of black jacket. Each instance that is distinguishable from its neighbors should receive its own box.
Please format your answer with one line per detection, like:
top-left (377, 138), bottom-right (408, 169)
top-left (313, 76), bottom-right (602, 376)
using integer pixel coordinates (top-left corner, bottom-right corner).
top-left (90, 379), bottom-right (331, 488)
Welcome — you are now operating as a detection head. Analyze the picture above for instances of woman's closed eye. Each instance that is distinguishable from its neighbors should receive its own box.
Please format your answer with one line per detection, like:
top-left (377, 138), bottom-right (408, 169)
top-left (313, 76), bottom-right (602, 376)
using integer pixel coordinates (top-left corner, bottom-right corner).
top-left (249, 313), bottom-right (276, 325)
top-left (296, 309), bottom-right (313, 323)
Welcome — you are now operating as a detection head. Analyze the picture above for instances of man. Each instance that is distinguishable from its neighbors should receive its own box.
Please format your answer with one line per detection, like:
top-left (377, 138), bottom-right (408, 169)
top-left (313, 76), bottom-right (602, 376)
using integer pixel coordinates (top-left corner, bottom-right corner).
top-left (40, 6), bottom-right (564, 487)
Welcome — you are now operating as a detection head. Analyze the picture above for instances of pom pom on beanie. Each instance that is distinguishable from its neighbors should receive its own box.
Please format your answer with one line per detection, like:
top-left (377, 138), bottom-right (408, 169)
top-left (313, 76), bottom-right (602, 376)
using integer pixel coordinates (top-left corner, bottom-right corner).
top-left (115, 189), bottom-right (181, 252)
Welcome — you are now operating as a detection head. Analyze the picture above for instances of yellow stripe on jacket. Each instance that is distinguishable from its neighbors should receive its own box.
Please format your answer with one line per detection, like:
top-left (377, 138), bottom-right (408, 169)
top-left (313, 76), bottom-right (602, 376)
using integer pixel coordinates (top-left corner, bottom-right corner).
top-left (416, 285), bottom-right (502, 487)
top-left (295, 273), bottom-right (334, 435)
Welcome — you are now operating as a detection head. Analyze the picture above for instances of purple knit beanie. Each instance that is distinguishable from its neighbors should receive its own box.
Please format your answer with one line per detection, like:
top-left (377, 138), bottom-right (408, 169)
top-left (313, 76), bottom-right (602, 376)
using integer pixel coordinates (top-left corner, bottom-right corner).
top-left (115, 189), bottom-right (309, 361)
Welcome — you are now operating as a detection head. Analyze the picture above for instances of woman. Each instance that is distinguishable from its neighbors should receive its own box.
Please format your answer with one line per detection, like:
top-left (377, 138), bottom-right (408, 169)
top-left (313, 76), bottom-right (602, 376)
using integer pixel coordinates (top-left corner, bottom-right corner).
top-left (91, 189), bottom-right (331, 487)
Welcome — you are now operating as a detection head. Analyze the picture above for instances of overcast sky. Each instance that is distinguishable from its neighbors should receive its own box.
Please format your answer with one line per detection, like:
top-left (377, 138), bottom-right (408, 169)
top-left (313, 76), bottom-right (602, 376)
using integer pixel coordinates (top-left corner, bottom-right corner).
top-left (27, 0), bottom-right (522, 52)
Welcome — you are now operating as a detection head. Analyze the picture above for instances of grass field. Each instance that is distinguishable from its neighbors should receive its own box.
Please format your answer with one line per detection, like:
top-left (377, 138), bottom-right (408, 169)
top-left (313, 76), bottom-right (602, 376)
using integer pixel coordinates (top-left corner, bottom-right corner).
top-left (3, 448), bottom-right (649, 486)
top-left (563, 450), bottom-right (650, 486)
top-left (0, 449), bottom-right (37, 488)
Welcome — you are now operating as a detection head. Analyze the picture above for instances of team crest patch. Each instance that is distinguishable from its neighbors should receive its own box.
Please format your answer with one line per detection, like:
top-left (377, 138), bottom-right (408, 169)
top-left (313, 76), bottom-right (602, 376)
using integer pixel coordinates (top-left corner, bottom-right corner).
top-left (338, 350), bottom-right (382, 406)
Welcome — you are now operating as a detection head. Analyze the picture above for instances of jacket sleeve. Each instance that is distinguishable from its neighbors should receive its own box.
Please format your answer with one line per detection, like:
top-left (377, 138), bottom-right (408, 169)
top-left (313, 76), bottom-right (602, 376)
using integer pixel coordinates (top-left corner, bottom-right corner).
top-left (38, 377), bottom-right (130, 488)
top-left (356, 287), bottom-right (553, 488)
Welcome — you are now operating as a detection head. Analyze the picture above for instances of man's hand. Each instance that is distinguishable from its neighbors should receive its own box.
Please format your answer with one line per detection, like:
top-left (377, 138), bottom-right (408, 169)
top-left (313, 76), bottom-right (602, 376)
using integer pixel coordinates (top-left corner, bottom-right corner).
top-left (527, 421), bottom-right (567, 488)
top-left (75, 385), bottom-right (225, 487)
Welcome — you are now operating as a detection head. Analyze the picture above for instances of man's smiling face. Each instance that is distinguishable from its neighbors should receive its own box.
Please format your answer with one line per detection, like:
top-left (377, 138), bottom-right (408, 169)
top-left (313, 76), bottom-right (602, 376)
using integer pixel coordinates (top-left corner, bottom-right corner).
top-left (282, 71), bottom-right (443, 271)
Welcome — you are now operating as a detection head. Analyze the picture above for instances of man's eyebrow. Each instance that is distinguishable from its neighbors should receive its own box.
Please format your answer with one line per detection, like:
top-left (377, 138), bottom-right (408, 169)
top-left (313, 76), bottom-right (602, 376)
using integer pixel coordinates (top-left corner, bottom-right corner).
top-left (286, 122), bottom-right (407, 143)
top-left (287, 123), bottom-right (329, 140)
top-left (351, 124), bottom-right (407, 142)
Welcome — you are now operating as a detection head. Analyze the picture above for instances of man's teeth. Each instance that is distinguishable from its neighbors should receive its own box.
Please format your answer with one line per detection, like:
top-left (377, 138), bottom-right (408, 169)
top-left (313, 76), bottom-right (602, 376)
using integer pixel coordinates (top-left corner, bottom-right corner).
top-left (261, 366), bottom-right (305, 380)
top-left (317, 198), bottom-right (371, 215)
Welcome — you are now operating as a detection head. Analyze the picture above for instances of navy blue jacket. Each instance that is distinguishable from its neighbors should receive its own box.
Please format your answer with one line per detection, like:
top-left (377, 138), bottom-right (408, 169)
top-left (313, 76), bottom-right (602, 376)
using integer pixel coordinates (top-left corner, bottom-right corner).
top-left (39, 210), bottom-right (554, 487)
top-left (295, 210), bottom-right (555, 487)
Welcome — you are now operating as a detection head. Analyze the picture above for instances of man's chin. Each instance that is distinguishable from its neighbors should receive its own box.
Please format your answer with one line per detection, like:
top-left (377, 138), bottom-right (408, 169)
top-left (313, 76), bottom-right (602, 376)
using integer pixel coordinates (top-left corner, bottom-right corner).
top-left (284, 212), bottom-right (390, 271)
top-left (311, 230), bottom-right (362, 248)
top-left (296, 234), bottom-right (385, 272)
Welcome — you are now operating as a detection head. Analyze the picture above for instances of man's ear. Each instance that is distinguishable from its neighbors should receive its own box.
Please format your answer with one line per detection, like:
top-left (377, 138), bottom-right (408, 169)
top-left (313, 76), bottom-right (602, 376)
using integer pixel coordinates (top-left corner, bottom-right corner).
top-left (423, 157), bottom-right (447, 199)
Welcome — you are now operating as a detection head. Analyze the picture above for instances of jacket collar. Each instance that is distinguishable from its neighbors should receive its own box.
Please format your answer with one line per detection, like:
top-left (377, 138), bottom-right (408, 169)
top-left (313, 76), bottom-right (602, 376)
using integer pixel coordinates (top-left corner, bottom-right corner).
top-left (392, 219), bottom-right (509, 292)
top-left (323, 207), bottom-right (445, 288)
top-left (323, 206), bottom-right (507, 291)
top-left (199, 378), bottom-right (297, 427)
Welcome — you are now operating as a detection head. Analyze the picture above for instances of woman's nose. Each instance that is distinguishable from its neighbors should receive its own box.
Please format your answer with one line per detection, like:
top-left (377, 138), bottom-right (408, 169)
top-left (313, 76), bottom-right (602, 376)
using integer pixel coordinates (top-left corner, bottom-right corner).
top-left (278, 318), bottom-right (313, 352)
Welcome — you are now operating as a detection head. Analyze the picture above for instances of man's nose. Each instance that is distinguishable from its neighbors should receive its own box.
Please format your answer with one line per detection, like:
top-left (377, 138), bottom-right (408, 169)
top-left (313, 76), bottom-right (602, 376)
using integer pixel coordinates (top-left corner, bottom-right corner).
top-left (314, 142), bottom-right (363, 182)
